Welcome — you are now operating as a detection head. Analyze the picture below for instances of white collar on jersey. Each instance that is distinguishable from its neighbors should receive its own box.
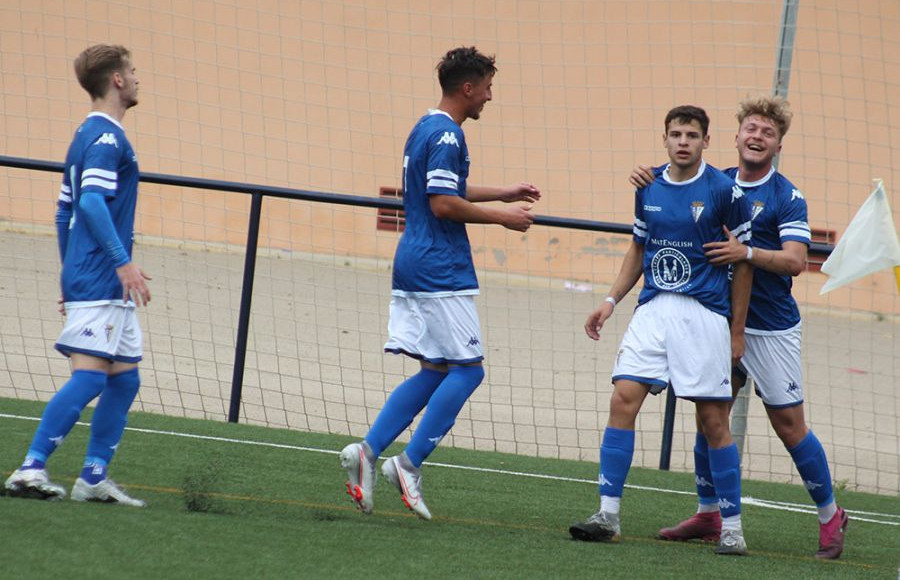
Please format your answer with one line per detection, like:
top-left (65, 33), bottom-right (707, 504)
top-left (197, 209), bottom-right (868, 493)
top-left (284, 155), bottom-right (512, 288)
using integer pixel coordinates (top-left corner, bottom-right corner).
top-left (86, 111), bottom-right (124, 131)
top-left (661, 160), bottom-right (707, 185)
top-left (734, 166), bottom-right (776, 188)
top-left (427, 108), bottom-right (454, 120)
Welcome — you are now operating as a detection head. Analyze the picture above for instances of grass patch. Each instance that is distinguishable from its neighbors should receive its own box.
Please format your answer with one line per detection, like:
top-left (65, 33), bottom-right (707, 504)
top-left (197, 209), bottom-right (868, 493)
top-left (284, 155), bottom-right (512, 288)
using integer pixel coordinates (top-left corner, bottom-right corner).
top-left (0, 397), bottom-right (896, 579)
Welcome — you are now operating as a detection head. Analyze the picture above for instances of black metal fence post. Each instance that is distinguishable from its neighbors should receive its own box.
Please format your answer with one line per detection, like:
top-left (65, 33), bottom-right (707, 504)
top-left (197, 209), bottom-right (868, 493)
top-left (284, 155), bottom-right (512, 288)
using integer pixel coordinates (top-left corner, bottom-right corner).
top-left (228, 192), bottom-right (263, 423)
top-left (659, 387), bottom-right (677, 470)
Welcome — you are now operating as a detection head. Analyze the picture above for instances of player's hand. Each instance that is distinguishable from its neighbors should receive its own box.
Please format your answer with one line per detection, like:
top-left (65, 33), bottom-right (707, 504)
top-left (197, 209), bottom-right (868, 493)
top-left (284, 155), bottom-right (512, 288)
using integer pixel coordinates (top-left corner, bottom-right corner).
top-left (116, 262), bottom-right (152, 306)
top-left (731, 333), bottom-right (745, 366)
top-left (497, 182), bottom-right (541, 204)
top-left (500, 205), bottom-right (535, 232)
top-left (629, 165), bottom-right (655, 189)
top-left (703, 226), bottom-right (748, 266)
top-left (584, 303), bottom-right (614, 340)
top-left (57, 296), bottom-right (66, 316)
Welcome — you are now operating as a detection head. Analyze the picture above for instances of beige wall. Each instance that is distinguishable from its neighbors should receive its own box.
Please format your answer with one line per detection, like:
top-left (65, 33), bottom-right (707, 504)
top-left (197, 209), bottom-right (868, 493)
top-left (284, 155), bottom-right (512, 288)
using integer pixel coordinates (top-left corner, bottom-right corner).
top-left (1, 0), bottom-right (899, 313)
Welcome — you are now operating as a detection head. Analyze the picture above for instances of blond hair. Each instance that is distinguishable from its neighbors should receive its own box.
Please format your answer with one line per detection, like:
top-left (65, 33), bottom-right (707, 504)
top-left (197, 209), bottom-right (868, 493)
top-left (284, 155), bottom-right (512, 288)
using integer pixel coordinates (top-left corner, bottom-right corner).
top-left (736, 95), bottom-right (793, 140)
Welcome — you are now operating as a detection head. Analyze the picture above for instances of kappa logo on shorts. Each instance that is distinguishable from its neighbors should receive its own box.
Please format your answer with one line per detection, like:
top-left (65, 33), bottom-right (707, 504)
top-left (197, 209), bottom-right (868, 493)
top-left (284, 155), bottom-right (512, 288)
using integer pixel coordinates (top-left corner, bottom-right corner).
top-left (466, 336), bottom-right (480, 347)
top-left (720, 377), bottom-right (730, 387)
top-left (786, 381), bottom-right (799, 392)
top-left (80, 327), bottom-right (95, 338)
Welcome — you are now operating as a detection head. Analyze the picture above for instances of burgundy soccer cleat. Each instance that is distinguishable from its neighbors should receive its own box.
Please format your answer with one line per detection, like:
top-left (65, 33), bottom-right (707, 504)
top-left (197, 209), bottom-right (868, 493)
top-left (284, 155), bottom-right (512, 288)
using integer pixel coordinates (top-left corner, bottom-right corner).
top-left (815, 507), bottom-right (849, 559)
top-left (658, 511), bottom-right (722, 542)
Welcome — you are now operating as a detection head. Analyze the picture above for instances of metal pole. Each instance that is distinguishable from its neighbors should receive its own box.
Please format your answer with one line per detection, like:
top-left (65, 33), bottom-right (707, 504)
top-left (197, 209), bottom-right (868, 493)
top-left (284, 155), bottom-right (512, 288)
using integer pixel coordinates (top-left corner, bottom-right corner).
top-left (731, 0), bottom-right (800, 453)
top-left (659, 388), bottom-right (677, 470)
top-left (228, 192), bottom-right (263, 423)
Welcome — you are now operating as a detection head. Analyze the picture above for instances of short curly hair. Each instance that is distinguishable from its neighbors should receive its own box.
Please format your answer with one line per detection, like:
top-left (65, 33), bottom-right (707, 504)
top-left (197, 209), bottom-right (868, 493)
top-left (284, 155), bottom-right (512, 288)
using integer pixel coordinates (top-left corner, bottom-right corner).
top-left (736, 95), bottom-right (793, 139)
top-left (436, 46), bottom-right (497, 95)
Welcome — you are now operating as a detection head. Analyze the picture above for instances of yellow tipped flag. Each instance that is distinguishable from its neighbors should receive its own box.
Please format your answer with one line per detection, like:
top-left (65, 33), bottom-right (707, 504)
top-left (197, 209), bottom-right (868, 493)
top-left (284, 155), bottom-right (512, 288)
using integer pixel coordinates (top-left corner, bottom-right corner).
top-left (820, 179), bottom-right (900, 294)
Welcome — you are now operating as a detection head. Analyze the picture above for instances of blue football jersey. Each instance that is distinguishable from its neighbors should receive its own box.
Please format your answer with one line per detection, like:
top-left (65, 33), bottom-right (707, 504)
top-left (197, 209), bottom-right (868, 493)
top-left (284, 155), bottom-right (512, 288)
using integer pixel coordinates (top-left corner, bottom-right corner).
top-left (634, 161), bottom-right (752, 317)
top-left (391, 110), bottom-right (479, 296)
top-left (58, 113), bottom-right (140, 302)
top-left (726, 167), bottom-right (810, 332)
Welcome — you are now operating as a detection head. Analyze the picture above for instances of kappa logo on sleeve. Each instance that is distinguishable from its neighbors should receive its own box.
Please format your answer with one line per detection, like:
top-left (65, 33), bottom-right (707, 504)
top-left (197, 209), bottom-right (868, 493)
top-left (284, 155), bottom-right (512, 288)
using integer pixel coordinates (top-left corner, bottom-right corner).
top-left (95, 133), bottom-right (119, 148)
top-left (436, 131), bottom-right (460, 147)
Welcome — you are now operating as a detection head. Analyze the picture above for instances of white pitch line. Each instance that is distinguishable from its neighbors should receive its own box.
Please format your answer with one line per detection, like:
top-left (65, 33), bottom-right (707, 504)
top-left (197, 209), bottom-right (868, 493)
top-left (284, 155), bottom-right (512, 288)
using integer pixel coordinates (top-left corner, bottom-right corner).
top-left (2, 412), bottom-right (898, 526)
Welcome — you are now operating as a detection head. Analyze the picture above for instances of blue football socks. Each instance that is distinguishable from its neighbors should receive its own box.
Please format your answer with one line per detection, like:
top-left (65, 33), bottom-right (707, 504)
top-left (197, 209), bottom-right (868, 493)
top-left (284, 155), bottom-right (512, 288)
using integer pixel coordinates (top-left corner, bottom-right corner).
top-left (709, 443), bottom-right (742, 519)
top-left (788, 430), bottom-right (835, 508)
top-left (404, 365), bottom-right (484, 467)
top-left (80, 458), bottom-right (108, 485)
top-left (364, 368), bottom-right (447, 457)
top-left (85, 367), bottom-right (141, 467)
top-left (24, 369), bottom-right (107, 466)
top-left (693, 431), bottom-right (719, 510)
top-left (599, 427), bottom-right (635, 499)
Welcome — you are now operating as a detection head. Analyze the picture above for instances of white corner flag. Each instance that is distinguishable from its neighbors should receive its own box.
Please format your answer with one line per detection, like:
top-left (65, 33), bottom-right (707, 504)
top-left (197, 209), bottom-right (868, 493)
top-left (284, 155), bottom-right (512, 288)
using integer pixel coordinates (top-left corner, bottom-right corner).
top-left (820, 179), bottom-right (900, 294)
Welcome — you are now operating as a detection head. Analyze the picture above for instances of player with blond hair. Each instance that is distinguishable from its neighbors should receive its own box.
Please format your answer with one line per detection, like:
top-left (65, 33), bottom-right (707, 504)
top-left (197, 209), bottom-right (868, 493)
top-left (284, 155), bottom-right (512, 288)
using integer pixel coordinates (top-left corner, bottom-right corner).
top-left (630, 95), bottom-right (848, 559)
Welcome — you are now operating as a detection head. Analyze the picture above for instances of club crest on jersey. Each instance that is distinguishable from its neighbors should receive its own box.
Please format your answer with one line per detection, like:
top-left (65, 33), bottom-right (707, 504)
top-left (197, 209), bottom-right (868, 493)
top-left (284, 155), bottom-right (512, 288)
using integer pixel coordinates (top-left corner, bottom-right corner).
top-left (690, 201), bottom-right (705, 223)
top-left (436, 131), bottom-right (460, 147)
top-left (791, 188), bottom-right (805, 201)
top-left (751, 200), bottom-right (765, 221)
top-left (95, 133), bottom-right (119, 148)
top-left (651, 248), bottom-right (691, 290)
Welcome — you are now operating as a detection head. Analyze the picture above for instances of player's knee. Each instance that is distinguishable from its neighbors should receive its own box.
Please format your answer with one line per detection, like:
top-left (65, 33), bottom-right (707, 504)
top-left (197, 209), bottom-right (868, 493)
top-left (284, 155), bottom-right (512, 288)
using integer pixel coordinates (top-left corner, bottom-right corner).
top-left (774, 420), bottom-right (808, 448)
top-left (108, 367), bottom-right (140, 397)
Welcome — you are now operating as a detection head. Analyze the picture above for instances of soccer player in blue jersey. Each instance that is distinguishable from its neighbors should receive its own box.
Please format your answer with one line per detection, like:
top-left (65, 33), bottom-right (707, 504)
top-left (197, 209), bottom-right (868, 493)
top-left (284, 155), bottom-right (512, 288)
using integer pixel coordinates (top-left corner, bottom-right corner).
top-left (340, 46), bottom-right (540, 520)
top-left (631, 96), bottom-right (848, 559)
top-left (569, 105), bottom-right (754, 555)
top-left (3, 45), bottom-right (150, 507)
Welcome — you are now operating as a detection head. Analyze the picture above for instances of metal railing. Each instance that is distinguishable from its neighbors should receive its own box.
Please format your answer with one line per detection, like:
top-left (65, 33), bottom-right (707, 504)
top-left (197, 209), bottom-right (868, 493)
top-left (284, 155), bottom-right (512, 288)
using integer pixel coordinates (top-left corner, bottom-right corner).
top-left (0, 153), bottom-right (834, 469)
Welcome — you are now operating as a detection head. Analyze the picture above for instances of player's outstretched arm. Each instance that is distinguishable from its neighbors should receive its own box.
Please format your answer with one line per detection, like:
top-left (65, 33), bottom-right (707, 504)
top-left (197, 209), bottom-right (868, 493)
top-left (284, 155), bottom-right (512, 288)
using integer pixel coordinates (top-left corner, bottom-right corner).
top-left (704, 227), bottom-right (807, 277)
top-left (585, 240), bottom-right (643, 340)
top-left (429, 193), bottom-right (534, 232)
top-left (466, 183), bottom-right (540, 204)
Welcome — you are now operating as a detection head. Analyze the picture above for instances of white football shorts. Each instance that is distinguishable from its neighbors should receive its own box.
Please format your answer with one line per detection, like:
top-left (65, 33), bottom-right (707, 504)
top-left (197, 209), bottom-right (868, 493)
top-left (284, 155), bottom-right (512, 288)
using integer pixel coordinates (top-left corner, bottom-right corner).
top-left (55, 300), bottom-right (143, 363)
top-left (612, 292), bottom-right (732, 400)
top-left (739, 324), bottom-right (804, 408)
top-left (384, 294), bottom-right (484, 364)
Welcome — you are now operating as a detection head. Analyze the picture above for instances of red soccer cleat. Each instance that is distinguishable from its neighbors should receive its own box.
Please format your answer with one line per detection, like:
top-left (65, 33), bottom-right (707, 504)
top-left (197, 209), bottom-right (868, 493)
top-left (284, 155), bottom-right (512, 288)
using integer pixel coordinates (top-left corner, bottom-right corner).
top-left (816, 507), bottom-right (849, 559)
top-left (658, 511), bottom-right (722, 542)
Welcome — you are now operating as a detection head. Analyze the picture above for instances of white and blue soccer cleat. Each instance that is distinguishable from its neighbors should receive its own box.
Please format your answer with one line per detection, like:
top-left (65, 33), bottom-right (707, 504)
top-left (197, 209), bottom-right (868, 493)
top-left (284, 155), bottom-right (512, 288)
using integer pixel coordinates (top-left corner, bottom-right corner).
top-left (3, 468), bottom-right (66, 500)
top-left (71, 477), bottom-right (146, 507)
